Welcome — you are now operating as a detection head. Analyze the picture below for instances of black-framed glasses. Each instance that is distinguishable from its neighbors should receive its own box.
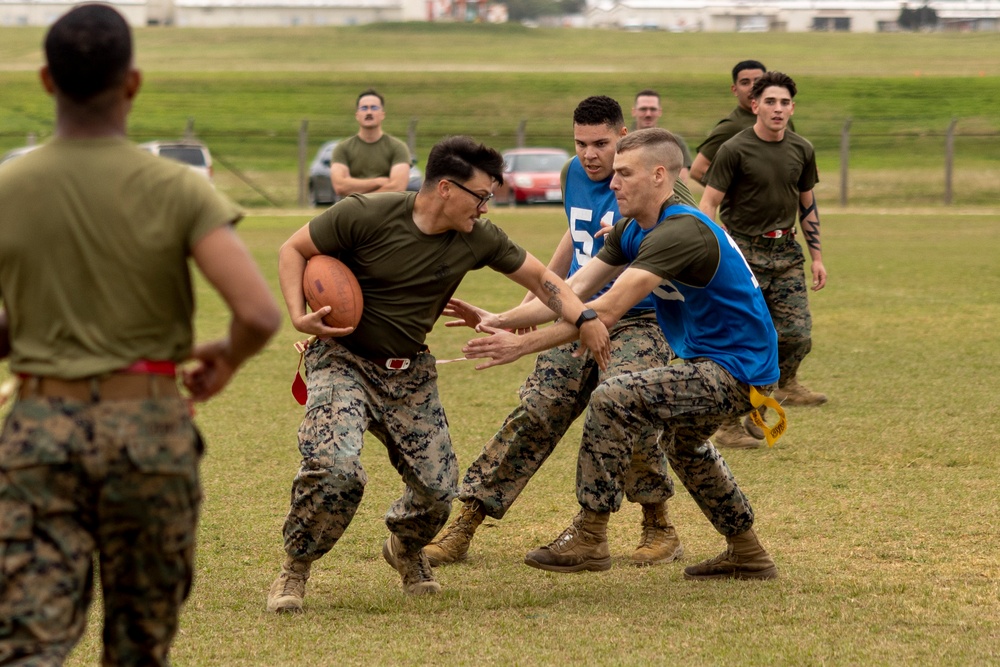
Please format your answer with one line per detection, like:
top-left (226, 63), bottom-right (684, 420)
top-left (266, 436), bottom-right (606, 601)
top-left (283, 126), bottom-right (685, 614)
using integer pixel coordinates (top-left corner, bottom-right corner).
top-left (446, 179), bottom-right (493, 208)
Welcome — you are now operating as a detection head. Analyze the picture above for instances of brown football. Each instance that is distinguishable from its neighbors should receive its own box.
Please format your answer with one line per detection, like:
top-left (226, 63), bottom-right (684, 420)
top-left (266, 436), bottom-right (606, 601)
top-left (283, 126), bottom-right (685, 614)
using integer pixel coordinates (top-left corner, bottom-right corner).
top-left (302, 255), bottom-right (363, 329)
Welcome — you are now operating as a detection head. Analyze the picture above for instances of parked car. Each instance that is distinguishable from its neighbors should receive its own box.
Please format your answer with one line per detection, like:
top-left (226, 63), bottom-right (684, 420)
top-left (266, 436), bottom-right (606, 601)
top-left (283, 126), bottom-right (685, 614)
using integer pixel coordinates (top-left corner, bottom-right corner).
top-left (494, 147), bottom-right (570, 206)
top-left (138, 140), bottom-right (213, 181)
top-left (0, 144), bottom-right (41, 165)
top-left (308, 139), bottom-right (423, 207)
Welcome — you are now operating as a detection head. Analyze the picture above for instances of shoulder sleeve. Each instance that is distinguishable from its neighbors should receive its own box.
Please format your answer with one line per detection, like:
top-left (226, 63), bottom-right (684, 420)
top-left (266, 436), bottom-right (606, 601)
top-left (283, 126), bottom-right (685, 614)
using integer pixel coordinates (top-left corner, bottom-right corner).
top-left (704, 138), bottom-right (740, 192)
top-left (594, 219), bottom-right (631, 267)
top-left (678, 135), bottom-right (693, 168)
top-left (185, 171), bottom-right (243, 247)
top-left (630, 216), bottom-right (719, 287)
top-left (797, 137), bottom-right (819, 192)
top-left (471, 219), bottom-right (528, 274)
top-left (390, 136), bottom-right (411, 166)
top-left (331, 139), bottom-right (350, 165)
top-left (696, 119), bottom-right (734, 161)
top-left (308, 195), bottom-right (367, 254)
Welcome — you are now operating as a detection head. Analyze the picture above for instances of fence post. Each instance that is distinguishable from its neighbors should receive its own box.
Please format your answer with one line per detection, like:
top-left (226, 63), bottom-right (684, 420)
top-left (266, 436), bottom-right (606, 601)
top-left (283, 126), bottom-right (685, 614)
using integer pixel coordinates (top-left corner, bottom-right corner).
top-left (26, 132), bottom-right (37, 146)
top-left (407, 118), bottom-right (418, 159)
top-left (944, 117), bottom-right (957, 206)
top-left (839, 118), bottom-right (851, 207)
top-left (184, 117), bottom-right (195, 139)
top-left (298, 119), bottom-right (309, 208)
top-left (516, 120), bottom-right (527, 148)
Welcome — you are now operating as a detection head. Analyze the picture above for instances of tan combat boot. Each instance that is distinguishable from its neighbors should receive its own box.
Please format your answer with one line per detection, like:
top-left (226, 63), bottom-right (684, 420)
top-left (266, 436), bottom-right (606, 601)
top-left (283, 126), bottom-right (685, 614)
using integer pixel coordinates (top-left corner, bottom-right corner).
top-left (524, 508), bottom-right (611, 573)
top-left (382, 533), bottom-right (441, 595)
top-left (683, 527), bottom-right (778, 580)
top-left (712, 418), bottom-right (763, 449)
top-left (423, 500), bottom-right (486, 566)
top-left (266, 557), bottom-right (311, 613)
top-left (773, 378), bottom-right (828, 407)
top-left (631, 502), bottom-right (684, 566)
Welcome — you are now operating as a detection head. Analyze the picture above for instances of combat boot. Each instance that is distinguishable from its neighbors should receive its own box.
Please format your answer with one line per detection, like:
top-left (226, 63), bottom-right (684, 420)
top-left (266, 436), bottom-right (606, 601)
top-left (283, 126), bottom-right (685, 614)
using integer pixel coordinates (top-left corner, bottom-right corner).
top-left (423, 500), bottom-right (486, 566)
top-left (743, 405), bottom-right (767, 441)
top-left (712, 418), bottom-right (763, 449)
top-left (524, 508), bottom-right (611, 573)
top-left (631, 502), bottom-right (684, 566)
top-left (683, 527), bottom-right (778, 580)
top-left (266, 557), bottom-right (311, 613)
top-left (382, 533), bottom-right (441, 595)
top-left (773, 378), bottom-right (828, 407)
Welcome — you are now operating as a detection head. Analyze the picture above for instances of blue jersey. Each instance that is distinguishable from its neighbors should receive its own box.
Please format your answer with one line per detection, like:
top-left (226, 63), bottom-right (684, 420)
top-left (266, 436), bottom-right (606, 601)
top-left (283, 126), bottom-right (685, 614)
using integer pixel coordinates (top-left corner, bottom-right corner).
top-left (616, 204), bottom-right (779, 386)
top-left (563, 157), bottom-right (655, 312)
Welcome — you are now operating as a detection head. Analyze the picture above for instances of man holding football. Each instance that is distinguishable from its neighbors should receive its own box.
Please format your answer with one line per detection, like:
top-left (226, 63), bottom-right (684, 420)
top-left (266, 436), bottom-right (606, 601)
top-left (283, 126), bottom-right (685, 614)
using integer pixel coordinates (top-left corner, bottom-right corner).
top-left (267, 135), bottom-right (611, 612)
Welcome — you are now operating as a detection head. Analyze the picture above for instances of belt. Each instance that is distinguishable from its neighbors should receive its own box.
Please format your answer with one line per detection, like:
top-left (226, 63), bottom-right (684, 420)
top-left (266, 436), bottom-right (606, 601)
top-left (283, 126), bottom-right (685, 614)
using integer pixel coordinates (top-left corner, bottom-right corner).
top-left (365, 350), bottom-right (426, 371)
top-left (17, 360), bottom-right (179, 402)
top-left (761, 227), bottom-right (795, 239)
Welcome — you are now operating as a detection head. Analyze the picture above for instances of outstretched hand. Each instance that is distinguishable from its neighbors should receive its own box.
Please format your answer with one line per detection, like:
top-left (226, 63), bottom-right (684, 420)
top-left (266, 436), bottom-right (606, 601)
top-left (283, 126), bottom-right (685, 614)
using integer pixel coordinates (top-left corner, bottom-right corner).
top-left (461, 326), bottom-right (526, 369)
top-left (444, 298), bottom-right (498, 330)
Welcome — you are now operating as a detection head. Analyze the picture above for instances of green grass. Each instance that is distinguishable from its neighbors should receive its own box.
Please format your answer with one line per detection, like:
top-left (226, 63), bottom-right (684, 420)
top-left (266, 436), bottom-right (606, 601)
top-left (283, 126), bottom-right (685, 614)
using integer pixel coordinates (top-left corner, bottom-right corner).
top-left (4, 207), bottom-right (985, 665)
top-left (1, 27), bottom-right (999, 207)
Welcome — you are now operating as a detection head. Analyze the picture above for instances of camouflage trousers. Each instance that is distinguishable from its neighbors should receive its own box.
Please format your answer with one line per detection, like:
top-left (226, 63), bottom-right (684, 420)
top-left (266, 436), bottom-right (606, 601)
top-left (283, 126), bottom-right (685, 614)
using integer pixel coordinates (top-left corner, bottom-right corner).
top-left (733, 233), bottom-right (813, 385)
top-left (459, 313), bottom-right (675, 519)
top-left (0, 395), bottom-right (201, 667)
top-left (282, 341), bottom-right (458, 560)
top-left (579, 358), bottom-right (775, 537)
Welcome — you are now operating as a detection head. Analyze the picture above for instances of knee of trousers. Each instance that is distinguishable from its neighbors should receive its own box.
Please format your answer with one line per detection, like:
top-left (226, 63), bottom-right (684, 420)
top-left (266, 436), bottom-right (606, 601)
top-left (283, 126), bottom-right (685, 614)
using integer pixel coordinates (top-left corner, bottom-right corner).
top-left (293, 458), bottom-right (367, 498)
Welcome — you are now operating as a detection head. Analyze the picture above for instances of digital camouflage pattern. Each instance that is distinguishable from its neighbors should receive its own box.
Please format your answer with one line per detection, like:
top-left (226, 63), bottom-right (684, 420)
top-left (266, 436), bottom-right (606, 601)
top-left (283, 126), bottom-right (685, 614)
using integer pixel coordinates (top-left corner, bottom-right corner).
top-left (578, 359), bottom-right (775, 537)
top-left (282, 341), bottom-right (458, 559)
top-left (458, 314), bottom-right (675, 519)
top-left (0, 395), bottom-right (201, 667)
top-left (732, 233), bottom-right (812, 385)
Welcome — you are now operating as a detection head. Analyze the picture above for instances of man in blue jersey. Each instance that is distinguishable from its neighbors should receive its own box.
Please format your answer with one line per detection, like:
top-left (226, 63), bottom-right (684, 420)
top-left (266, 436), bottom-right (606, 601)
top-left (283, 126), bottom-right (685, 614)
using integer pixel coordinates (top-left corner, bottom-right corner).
top-left (425, 97), bottom-right (697, 570)
top-left (454, 128), bottom-right (780, 580)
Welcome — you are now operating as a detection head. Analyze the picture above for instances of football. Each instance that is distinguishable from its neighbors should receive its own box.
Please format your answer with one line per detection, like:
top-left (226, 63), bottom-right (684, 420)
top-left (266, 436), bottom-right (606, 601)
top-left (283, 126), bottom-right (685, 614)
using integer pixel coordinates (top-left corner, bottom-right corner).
top-left (302, 255), bottom-right (363, 329)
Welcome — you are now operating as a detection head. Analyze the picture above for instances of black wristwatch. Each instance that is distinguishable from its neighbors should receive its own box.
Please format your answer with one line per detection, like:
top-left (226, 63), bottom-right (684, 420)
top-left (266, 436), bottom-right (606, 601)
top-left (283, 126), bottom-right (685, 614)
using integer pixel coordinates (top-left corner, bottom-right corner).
top-left (574, 308), bottom-right (598, 328)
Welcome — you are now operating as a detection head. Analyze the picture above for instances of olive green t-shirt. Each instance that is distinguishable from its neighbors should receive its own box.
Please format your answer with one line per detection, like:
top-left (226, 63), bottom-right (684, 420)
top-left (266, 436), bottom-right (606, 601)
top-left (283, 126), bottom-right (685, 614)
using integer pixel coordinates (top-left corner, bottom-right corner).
top-left (705, 128), bottom-right (819, 236)
top-left (0, 137), bottom-right (241, 378)
top-left (331, 134), bottom-right (411, 179)
top-left (696, 105), bottom-right (758, 164)
top-left (308, 192), bottom-right (527, 358)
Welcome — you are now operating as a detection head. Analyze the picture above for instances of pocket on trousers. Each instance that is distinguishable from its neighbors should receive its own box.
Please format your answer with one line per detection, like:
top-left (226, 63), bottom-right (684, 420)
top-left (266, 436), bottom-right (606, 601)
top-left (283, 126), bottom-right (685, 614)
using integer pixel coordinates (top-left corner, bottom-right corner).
top-left (125, 417), bottom-right (200, 476)
top-left (304, 383), bottom-right (333, 415)
top-left (0, 406), bottom-right (73, 469)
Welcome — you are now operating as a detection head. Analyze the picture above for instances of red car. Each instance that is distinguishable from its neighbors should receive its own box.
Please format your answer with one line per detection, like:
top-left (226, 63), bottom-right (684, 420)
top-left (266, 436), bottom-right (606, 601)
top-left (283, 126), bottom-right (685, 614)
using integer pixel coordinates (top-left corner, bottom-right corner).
top-left (494, 147), bottom-right (570, 206)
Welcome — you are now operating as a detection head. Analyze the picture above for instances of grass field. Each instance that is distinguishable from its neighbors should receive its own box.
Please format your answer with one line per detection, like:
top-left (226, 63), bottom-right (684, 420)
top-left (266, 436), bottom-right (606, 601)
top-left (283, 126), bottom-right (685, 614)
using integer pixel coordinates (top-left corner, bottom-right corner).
top-left (7, 206), bottom-right (983, 666)
top-left (1, 25), bottom-right (998, 207)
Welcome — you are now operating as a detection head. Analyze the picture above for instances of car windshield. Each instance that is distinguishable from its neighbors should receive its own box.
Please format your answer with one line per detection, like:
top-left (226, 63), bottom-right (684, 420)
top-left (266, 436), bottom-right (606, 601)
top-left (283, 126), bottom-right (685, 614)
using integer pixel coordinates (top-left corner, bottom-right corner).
top-left (511, 154), bottom-right (566, 172)
top-left (159, 146), bottom-right (207, 167)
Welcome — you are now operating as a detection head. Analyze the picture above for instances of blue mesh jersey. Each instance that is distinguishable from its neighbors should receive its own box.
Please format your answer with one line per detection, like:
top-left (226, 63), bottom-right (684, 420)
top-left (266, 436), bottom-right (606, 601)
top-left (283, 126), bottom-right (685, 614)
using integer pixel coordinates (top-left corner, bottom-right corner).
top-left (562, 157), bottom-right (656, 313)
top-left (612, 204), bottom-right (779, 386)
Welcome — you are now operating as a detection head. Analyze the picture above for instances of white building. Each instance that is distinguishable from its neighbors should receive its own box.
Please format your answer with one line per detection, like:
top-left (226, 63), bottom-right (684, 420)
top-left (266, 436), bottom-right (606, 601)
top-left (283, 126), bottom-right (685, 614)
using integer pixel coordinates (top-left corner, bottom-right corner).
top-left (585, 0), bottom-right (1000, 32)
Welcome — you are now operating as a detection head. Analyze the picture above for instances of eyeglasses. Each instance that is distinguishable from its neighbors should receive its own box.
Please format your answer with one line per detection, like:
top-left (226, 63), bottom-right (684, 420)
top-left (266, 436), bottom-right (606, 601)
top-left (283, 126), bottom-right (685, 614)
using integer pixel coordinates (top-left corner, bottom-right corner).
top-left (358, 105), bottom-right (382, 112)
top-left (446, 179), bottom-right (493, 208)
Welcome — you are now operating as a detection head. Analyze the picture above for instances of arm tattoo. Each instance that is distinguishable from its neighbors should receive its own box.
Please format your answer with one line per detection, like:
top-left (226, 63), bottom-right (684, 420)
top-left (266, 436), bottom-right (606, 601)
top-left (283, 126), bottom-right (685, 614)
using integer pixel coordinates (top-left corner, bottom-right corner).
top-left (541, 280), bottom-right (564, 315)
top-left (799, 197), bottom-right (822, 253)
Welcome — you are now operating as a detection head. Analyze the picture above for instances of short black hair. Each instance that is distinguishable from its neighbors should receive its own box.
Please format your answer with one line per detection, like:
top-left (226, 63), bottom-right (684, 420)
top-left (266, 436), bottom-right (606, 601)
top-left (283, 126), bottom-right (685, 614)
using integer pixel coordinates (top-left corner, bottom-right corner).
top-left (356, 88), bottom-right (385, 107)
top-left (423, 136), bottom-right (505, 187)
top-left (44, 3), bottom-right (132, 103)
top-left (732, 60), bottom-right (767, 83)
top-left (573, 96), bottom-right (624, 130)
top-left (751, 71), bottom-right (797, 100)
top-left (634, 89), bottom-right (660, 103)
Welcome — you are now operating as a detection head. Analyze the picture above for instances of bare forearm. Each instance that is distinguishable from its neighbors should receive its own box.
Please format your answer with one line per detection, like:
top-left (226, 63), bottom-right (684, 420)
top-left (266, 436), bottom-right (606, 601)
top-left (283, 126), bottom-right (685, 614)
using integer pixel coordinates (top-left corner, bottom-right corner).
top-left (277, 243), bottom-right (309, 320)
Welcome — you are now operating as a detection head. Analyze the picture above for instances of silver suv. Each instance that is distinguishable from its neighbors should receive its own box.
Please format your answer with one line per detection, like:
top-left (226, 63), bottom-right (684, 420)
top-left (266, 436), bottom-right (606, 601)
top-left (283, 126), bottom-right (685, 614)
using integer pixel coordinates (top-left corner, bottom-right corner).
top-left (139, 140), bottom-right (213, 181)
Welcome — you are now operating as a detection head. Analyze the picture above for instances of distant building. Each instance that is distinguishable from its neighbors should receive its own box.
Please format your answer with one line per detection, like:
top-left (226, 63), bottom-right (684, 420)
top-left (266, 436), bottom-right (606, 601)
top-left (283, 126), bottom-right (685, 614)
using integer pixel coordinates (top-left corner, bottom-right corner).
top-left (585, 0), bottom-right (1000, 32)
top-left (1, 0), bottom-right (996, 29)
